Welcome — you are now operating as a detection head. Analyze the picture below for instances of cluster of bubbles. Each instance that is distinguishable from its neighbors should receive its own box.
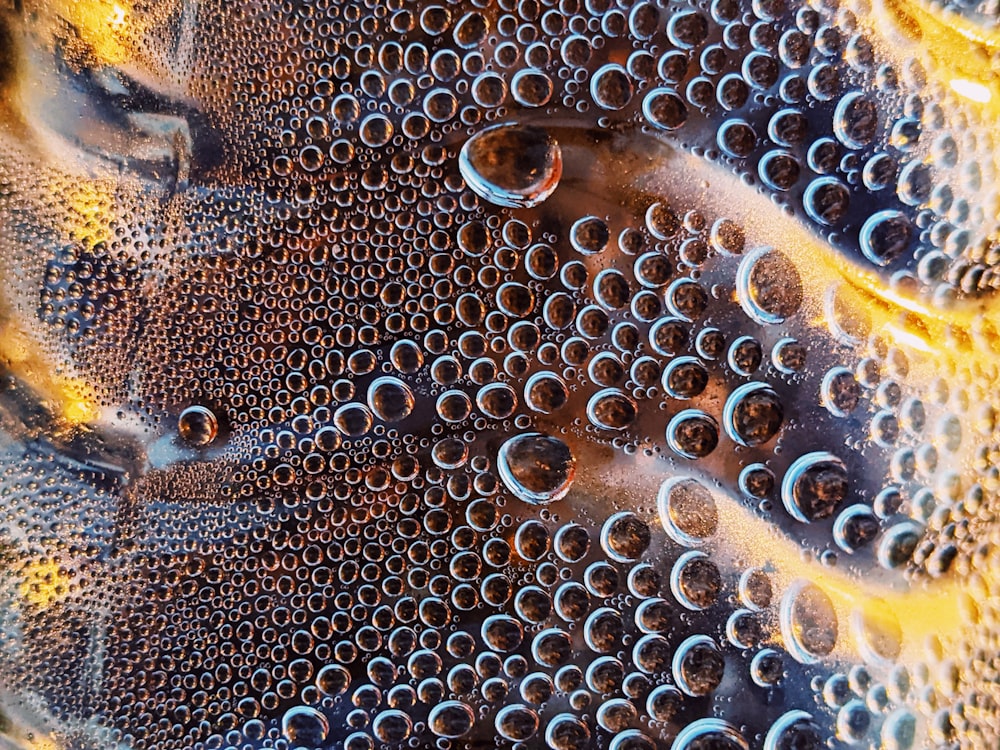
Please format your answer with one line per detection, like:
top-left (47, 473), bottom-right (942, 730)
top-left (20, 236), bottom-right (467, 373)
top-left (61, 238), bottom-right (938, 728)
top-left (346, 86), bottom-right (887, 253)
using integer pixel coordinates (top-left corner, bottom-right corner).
top-left (0, 0), bottom-right (999, 749)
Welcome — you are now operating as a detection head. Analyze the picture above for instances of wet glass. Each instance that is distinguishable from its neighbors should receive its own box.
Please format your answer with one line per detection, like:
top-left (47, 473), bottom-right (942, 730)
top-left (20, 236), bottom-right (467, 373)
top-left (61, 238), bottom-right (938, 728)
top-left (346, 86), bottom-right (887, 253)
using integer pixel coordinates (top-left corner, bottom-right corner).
top-left (0, 1), bottom-right (998, 749)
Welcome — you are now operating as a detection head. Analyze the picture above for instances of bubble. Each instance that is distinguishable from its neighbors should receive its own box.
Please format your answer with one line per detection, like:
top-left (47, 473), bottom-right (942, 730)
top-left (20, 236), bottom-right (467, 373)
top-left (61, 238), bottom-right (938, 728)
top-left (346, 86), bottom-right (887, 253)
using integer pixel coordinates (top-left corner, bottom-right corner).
top-left (759, 149), bottom-right (801, 191)
top-left (657, 476), bottom-right (719, 546)
top-left (281, 706), bottom-right (329, 745)
top-left (738, 464), bottom-right (774, 500)
top-left (668, 10), bottom-right (709, 48)
top-left (671, 551), bottom-right (722, 610)
top-left (317, 664), bottom-right (351, 696)
top-left (359, 113), bottom-right (394, 147)
top-left (511, 69), bottom-right (554, 107)
top-left (423, 88), bottom-right (458, 122)
top-left (876, 521), bottom-right (923, 569)
top-left (736, 247), bottom-right (803, 325)
top-left (673, 635), bottom-right (725, 696)
top-left (428, 701), bottom-right (475, 738)
top-left (526, 243), bottom-right (559, 280)
top-left (454, 11), bottom-right (489, 47)
top-left (515, 586), bottom-right (552, 623)
top-left (635, 597), bottom-right (671, 633)
top-left (372, 710), bottom-right (412, 743)
top-left (650, 318), bottom-right (691, 356)
top-left (718, 119), bottom-right (757, 157)
top-left (497, 433), bottom-right (576, 505)
top-left (570, 216), bottom-right (610, 255)
top-left (751, 649), bottom-right (784, 687)
top-left (780, 581), bottom-right (838, 663)
top-left (834, 92), bottom-right (879, 149)
top-left (587, 389), bottom-right (638, 431)
top-left (591, 64), bottom-right (634, 110)
top-left (177, 405), bottom-right (218, 446)
top-left (833, 505), bottom-right (880, 552)
top-left (587, 657), bottom-right (625, 696)
top-left (851, 602), bottom-right (902, 665)
top-left (837, 699), bottom-right (872, 743)
top-left (436, 390), bottom-right (472, 422)
top-left (804, 177), bottom-right (850, 225)
top-left (544, 713), bottom-right (591, 750)
top-left (554, 582), bottom-right (592, 621)
top-left (472, 72), bottom-right (508, 107)
top-left (525, 372), bottom-right (569, 414)
top-left (642, 88), bottom-right (690, 130)
top-left (515, 520), bottom-right (551, 560)
top-left (768, 108), bottom-right (808, 146)
top-left (667, 410), bottom-right (719, 458)
top-left (496, 705), bottom-right (539, 741)
top-left (390, 340), bottom-right (424, 374)
top-left (334, 403), bottom-right (373, 437)
top-left (584, 607), bottom-right (624, 653)
top-left (459, 123), bottom-right (562, 208)
top-left (822, 367), bottom-right (861, 417)
top-left (859, 210), bottom-right (913, 266)
top-left (532, 628), bottom-right (572, 666)
top-left (881, 709), bottom-right (918, 750)
top-left (723, 382), bottom-right (784, 446)
top-left (764, 711), bottom-right (824, 750)
top-left (476, 382), bottom-right (518, 419)
top-left (666, 278), bottom-right (709, 321)
top-left (781, 452), bottom-right (849, 522)
top-left (863, 152), bottom-right (897, 190)
top-left (727, 608), bottom-right (765, 648)
top-left (593, 269), bottom-right (631, 310)
top-left (632, 633), bottom-right (672, 674)
top-left (600, 511), bottom-right (651, 562)
top-left (367, 376), bottom-right (415, 422)
top-left (482, 614), bottom-right (524, 652)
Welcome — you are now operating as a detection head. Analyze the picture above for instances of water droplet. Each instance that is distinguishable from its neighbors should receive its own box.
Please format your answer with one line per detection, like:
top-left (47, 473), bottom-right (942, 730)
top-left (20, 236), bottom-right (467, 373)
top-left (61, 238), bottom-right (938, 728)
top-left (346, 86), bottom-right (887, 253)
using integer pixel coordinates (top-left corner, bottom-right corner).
top-left (780, 581), bottom-right (838, 663)
top-left (428, 701), bottom-right (475, 738)
top-left (600, 511), bottom-right (651, 562)
top-left (281, 706), bottom-right (330, 746)
top-left (736, 247), bottom-right (803, 325)
top-left (658, 476), bottom-right (719, 546)
top-left (177, 405), bottom-right (218, 447)
top-left (497, 432), bottom-right (576, 505)
top-left (764, 711), bottom-right (824, 750)
top-left (781, 452), bottom-right (849, 522)
top-left (367, 376), bottom-right (415, 422)
top-left (723, 382), bottom-right (784, 446)
top-left (459, 123), bottom-right (562, 208)
top-left (667, 410), bottom-right (719, 459)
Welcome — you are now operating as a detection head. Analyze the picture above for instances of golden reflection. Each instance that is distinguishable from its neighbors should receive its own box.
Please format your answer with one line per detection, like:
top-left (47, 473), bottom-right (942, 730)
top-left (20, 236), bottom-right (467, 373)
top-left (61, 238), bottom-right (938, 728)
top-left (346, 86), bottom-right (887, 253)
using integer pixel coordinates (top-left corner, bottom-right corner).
top-left (16, 558), bottom-right (69, 609)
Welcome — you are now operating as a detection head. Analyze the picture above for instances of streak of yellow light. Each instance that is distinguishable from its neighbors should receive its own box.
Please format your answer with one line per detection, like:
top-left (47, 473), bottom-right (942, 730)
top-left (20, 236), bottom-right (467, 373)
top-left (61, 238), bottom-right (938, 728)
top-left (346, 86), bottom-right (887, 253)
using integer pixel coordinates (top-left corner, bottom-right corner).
top-left (715, 499), bottom-right (964, 663)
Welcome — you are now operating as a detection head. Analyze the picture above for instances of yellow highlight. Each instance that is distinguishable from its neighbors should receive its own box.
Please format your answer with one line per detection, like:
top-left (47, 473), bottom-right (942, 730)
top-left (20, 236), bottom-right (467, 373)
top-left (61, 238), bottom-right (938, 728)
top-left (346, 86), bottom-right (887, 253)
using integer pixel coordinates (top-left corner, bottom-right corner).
top-left (17, 558), bottom-right (69, 609)
top-left (65, 182), bottom-right (114, 250)
top-left (716, 500), bottom-right (964, 663)
top-left (950, 78), bottom-right (992, 104)
top-left (876, 0), bottom-right (1000, 116)
top-left (56, 377), bottom-right (100, 425)
top-left (45, 0), bottom-right (136, 64)
top-left (883, 322), bottom-right (935, 354)
top-left (109, 3), bottom-right (129, 31)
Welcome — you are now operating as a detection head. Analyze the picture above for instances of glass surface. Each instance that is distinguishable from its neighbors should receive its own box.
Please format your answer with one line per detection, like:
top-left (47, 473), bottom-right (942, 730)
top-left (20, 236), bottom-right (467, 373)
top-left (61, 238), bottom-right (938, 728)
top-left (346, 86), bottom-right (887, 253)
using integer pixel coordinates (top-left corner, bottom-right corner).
top-left (0, 1), bottom-right (998, 749)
